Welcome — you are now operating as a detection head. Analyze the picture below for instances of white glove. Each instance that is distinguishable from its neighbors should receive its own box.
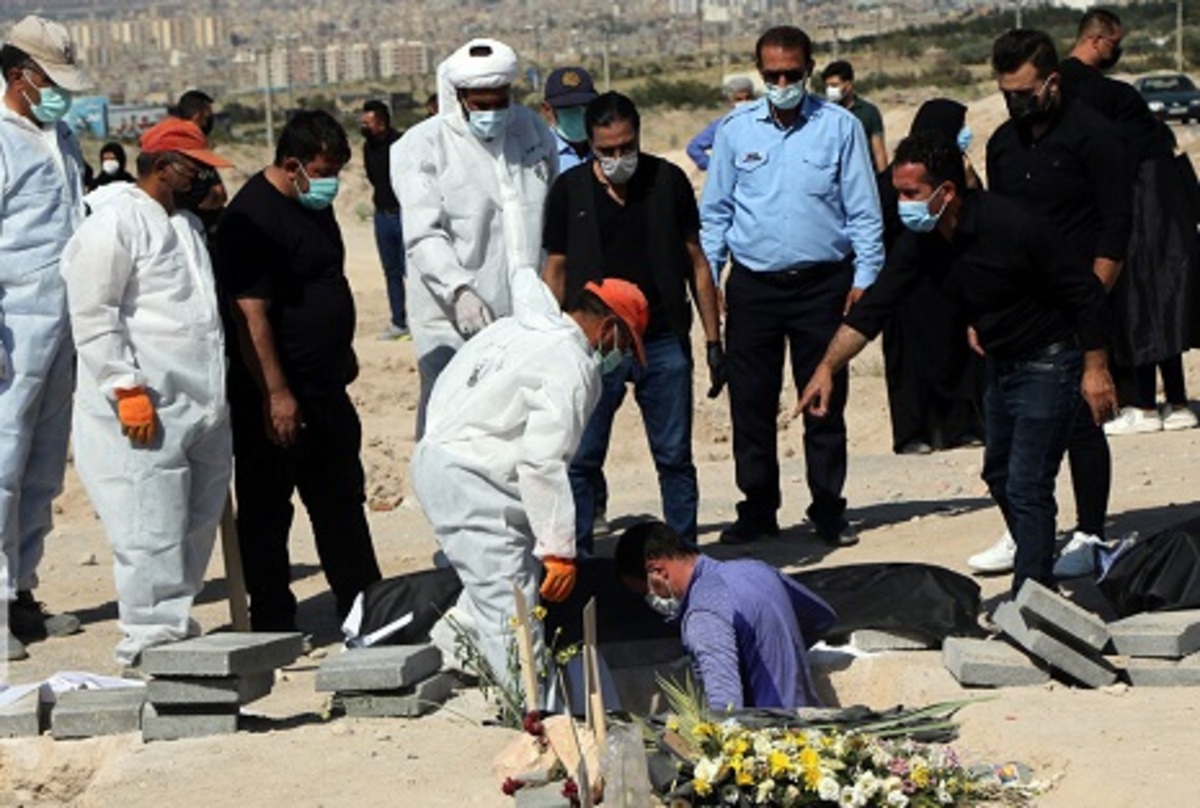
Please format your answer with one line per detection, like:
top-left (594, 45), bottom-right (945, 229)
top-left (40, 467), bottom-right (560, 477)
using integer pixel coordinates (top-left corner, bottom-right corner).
top-left (453, 288), bottom-right (493, 338)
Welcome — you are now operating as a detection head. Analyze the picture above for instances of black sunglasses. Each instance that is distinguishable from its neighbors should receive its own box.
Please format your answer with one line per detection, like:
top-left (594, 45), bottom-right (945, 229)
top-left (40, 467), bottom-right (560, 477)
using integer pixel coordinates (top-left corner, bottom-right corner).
top-left (761, 69), bottom-right (806, 85)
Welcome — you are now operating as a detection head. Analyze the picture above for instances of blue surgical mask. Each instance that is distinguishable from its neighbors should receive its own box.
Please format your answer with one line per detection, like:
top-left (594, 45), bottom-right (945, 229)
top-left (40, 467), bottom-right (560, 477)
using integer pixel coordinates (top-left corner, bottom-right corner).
top-left (296, 167), bottom-right (339, 210)
top-left (956, 124), bottom-right (973, 153)
top-left (554, 106), bottom-right (588, 144)
top-left (898, 185), bottom-right (949, 234)
top-left (467, 108), bottom-right (509, 141)
top-left (595, 321), bottom-right (627, 375)
top-left (765, 82), bottom-right (805, 111)
top-left (23, 73), bottom-right (72, 123)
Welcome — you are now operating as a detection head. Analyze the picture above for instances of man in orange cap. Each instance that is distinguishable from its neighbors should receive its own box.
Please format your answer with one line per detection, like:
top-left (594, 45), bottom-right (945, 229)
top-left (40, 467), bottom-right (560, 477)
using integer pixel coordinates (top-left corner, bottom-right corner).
top-left (412, 278), bottom-right (647, 696)
top-left (61, 118), bottom-right (235, 668)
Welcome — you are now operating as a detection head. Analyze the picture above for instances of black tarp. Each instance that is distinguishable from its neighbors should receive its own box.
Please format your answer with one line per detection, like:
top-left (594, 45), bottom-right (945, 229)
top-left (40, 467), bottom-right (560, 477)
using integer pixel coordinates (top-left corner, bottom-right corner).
top-left (1098, 517), bottom-right (1200, 618)
top-left (349, 559), bottom-right (984, 648)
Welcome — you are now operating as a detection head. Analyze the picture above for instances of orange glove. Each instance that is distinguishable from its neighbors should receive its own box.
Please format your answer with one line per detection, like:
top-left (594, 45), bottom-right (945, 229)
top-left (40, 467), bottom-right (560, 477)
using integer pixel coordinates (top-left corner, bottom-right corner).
top-left (539, 557), bottom-right (576, 603)
top-left (116, 387), bottom-right (156, 445)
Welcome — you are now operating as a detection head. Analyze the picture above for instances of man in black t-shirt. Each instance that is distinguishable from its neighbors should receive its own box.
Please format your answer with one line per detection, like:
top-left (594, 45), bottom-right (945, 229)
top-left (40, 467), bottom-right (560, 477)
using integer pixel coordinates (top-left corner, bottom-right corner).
top-left (542, 92), bottom-right (723, 554)
top-left (360, 100), bottom-right (408, 340)
top-left (218, 111), bottom-right (382, 632)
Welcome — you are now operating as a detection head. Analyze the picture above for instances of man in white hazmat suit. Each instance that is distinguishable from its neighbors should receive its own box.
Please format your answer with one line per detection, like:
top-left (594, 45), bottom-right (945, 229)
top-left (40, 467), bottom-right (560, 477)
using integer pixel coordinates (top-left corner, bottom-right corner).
top-left (62, 118), bottom-right (233, 667)
top-left (393, 37), bottom-right (558, 438)
top-left (412, 278), bottom-right (649, 690)
top-left (0, 16), bottom-right (91, 661)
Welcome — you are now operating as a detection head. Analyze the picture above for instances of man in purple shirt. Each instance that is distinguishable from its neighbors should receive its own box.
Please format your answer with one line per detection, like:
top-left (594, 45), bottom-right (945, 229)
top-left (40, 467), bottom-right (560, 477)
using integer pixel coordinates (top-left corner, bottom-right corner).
top-left (616, 520), bottom-right (836, 711)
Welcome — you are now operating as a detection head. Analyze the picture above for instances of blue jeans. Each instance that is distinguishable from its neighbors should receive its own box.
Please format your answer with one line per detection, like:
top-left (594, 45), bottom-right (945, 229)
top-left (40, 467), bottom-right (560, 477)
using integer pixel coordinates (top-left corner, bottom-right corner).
top-left (373, 211), bottom-right (406, 329)
top-left (570, 334), bottom-right (698, 553)
top-left (981, 348), bottom-right (1082, 595)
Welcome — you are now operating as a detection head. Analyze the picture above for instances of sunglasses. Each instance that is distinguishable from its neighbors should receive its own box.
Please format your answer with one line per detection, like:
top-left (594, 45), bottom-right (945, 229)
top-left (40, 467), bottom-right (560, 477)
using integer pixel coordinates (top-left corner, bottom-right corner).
top-left (761, 69), bottom-right (807, 85)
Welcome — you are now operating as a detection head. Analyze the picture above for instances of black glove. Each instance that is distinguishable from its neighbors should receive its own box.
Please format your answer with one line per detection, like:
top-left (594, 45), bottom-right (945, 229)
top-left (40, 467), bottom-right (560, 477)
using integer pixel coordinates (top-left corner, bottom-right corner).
top-left (706, 341), bottom-right (727, 399)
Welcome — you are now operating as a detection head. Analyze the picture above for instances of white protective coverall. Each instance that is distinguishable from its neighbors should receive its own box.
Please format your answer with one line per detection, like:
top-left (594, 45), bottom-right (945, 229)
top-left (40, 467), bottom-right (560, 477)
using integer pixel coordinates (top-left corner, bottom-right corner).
top-left (411, 282), bottom-right (600, 689)
top-left (62, 183), bottom-right (231, 665)
top-left (393, 38), bottom-right (559, 437)
top-left (0, 106), bottom-right (86, 600)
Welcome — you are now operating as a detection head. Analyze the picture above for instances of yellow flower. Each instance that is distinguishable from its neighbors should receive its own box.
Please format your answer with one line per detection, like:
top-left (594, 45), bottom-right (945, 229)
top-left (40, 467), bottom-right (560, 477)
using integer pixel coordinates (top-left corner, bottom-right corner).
top-left (666, 717), bottom-right (680, 732)
top-left (911, 765), bottom-right (931, 789)
top-left (508, 616), bottom-right (520, 629)
top-left (799, 747), bottom-right (820, 769)
top-left (725, 737), bottom-right (750, 757)
top-left (531, 605), bottom-right (547, 621)
top-left (735, 766), bottom-right (755, 787)
top-left (803, 766), bottom-right (822, 790)
top-left (768, 750), bottom-right (791, 778)
top-left (694, 777), bottom-right (713, 797)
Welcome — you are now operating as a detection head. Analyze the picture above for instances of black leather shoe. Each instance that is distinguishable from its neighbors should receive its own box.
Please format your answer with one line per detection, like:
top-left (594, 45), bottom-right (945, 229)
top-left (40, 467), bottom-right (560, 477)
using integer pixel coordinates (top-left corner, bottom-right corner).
top-left (719, 521), bottom-right (780, 546)
top-left (818, 525), bottom-right (860, 547)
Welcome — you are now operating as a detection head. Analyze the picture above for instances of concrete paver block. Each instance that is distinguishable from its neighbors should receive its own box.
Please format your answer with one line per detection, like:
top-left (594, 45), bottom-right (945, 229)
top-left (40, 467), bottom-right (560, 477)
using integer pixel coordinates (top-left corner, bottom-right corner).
top-left (51, 687), bottom-right (146, 739)
top-left (141, 702), bottom-right (239, 741)
top-left (0, 689), bottom-right (45, 738)
top-left (942, 637), bottom-right (1051, 687)
top-left (334, 671), bottom-right (455, 718)
top-left (1015, 580), bottom-right (1111, 652)
top-left (1109, 611), bottom-right (1200, 659)
top-left (1121, 652), bottom-right (1200, 687)
top-left (995, 601), bottom-right (1117, 688)
top-left (139, 632), bottom-right (304, 677)
top-left (146, 671), bottom-right (275, 706)
top-left (852, 629), bottom-right (937, 652)
top-left (315, 645), bottom-right (442, 693)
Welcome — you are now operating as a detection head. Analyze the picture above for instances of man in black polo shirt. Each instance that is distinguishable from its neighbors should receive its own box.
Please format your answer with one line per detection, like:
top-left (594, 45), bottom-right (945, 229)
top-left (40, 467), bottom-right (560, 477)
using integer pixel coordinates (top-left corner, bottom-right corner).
top-left (542, 92), bottom-right (723, 553)
top-left (219, 111), bottom-right (383, 631)
top-left (974, 29), bottom-right (1132, 577)
top-left (360, 99), bottom-right (408, 340)
top-left (799, 132), bottom-right (1116, 595)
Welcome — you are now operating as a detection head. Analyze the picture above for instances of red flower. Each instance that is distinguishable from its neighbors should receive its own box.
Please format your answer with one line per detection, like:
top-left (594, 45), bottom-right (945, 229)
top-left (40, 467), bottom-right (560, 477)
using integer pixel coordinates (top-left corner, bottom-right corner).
top-left (501, 777), bottom-right (525, 796)
top-left (561, 778), bottom-right (579, 798)
top-left (523, 711), bottom-right (545, 737)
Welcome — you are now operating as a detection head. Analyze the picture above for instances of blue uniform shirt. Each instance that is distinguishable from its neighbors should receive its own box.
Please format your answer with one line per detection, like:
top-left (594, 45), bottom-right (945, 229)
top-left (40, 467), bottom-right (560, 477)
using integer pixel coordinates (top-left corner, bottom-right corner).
top-left (554, 130), bottom-right (589, 173)
top-left (699, 93), bottom-right (884, 289)
top-left (687, 117), bottom-right (721, 171)
top-left (678, 555), bottom-right (837, 711)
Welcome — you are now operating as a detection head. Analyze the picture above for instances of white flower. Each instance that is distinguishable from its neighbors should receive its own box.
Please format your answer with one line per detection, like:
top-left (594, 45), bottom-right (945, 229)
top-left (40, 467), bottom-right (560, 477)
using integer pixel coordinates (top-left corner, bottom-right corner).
top-left (818, 777), bottom-right (841, 801)
top-left (937, 785), bottom-right (954, 804)
top-left (886, 790), bottom-right (909, 807)
top-left (721, 783), bottom-right (741, 804)
top-left (839, 784), bottom-right (868, 808)
top-left (695, 757), bottom-right (723, 784)
top-left (756, 779), bottom-right (776, 804)
top-left (855, 771), bottom-right (880, 797)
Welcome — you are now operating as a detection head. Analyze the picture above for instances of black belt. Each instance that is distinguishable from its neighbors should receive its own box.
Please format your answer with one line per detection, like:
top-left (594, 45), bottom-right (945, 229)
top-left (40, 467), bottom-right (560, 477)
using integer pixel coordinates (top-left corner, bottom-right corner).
top-left (732, 258), bottom-right (851, 287)
top-left (998, 337), bottom-right (1080, 370)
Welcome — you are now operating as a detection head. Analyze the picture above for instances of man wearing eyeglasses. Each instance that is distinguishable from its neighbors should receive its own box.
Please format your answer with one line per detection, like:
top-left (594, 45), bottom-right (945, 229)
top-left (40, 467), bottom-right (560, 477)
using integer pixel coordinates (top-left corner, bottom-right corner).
top-left (0, 15), bottom-right (92, 661)
top-left (699, 25), bottom-right (883, 550)
top-left (63, 119), bottom-right (234, 668)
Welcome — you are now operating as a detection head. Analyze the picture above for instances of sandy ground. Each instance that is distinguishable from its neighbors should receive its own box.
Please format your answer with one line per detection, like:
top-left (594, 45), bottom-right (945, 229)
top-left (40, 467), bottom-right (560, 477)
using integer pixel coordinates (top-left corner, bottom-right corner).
top-left (4, 97), bottom-right (1200, 806)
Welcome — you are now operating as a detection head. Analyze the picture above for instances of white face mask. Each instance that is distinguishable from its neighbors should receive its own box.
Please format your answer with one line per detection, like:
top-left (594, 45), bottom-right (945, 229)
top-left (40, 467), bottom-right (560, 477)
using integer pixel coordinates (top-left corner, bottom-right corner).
top-left (598, 152), bottom-right (638, 185)
top-left (101, 159), bottom-right (120, 175)
top-left (825, 85), bottom-right (844, 103)
top-left (645, 592), bottom-right (680, 619)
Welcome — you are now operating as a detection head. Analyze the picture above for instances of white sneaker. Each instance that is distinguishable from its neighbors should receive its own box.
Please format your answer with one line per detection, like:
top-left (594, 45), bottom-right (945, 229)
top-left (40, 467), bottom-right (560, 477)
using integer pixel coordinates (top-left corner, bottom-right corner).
top-left (1103, 406), bottom-right (1162, 436)
top-left (1161, 404), bottom-right (1198, 431)
top-left (967, 530), bottom-right (1016, 573)
top-left (1053, 531), bottom-right (1102, 579)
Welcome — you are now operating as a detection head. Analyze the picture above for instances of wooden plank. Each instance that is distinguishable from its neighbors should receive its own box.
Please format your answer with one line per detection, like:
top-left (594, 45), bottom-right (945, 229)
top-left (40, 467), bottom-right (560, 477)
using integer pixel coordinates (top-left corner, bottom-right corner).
top-left (220, 492), bottom-right (249, 631)
top-left (512, 583), bottom-right (540, 714)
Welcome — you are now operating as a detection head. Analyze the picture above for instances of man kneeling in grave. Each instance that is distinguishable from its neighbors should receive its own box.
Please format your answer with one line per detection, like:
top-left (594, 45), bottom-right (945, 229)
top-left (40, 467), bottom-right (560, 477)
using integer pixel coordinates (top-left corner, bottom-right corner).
top-left (615, 520), bottom-right (836, 711)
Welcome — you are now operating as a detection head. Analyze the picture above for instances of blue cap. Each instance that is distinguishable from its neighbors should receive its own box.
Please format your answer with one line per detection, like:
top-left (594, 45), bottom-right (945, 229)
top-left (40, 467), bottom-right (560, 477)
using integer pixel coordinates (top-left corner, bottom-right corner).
top-left (544, 67), bottom-right (598, 108)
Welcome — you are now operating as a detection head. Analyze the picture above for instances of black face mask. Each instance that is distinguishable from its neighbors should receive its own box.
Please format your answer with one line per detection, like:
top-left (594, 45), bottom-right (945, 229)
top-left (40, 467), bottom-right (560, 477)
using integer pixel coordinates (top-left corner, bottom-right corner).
top-left (173, 170), bottom-right (216, 212)
top-left (1005, 86), bottom-right (1052, 125)
top-left (359, 126), bottom-right (373, 140)
top-left (1098, 46), bottom-right (1122, 71)
top-left (200, 117), bottom-right (214, 137)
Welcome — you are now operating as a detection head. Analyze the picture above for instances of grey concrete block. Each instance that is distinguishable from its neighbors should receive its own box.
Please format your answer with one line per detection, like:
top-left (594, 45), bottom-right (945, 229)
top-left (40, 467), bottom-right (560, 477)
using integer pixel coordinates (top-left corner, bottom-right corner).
top-left (942, 637), bottom-right (1051, 687)
top-left (1015, 579), bottom-right (1111, 653)
top-left (1122, 652), bottom-right (1200, 687)
top-left (514, 782), bottom-right (572, 808)
top-left (315, 644), bottom-right (442, 693)
top-left (335, 671), bottom-right (455, 718)
top-left (995, 601), bottom-right (1117, 688)
top-left (146, 671), bottom-right (274, 706)
top-left (139, 632), bottom-right (304, 677)
top-left (852, 629), bottom-right (937, 652)
top-left (51, 687), bottom-right (146, 739)
top-left (141, 702), bottom-right (239, 741)
top-left (1109, 611), bottom-right (1200, 659)
top-left (0, 689), bottom-right (45, 738)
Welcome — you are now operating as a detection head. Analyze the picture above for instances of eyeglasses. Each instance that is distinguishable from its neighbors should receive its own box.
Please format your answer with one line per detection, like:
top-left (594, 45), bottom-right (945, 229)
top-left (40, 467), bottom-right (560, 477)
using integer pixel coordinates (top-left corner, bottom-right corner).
top-left (167, 161), bottom-right (199, 182)
top-left (760, 68), bottom-right (806, 85)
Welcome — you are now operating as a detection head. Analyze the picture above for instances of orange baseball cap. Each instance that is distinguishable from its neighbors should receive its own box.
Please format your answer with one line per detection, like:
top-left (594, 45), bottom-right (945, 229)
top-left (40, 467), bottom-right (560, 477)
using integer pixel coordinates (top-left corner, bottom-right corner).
top-left (585, 278), bottom-right (649, 365)
top-left (139, 118), bottom-right (232, 168)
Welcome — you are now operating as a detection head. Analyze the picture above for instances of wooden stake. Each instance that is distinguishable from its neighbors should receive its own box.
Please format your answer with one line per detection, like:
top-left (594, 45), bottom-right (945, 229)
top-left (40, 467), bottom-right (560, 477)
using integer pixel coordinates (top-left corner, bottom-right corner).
top-left (220, 492), bottom-right (249, 631)
top-left (512, 583), bottom-right (540, 714)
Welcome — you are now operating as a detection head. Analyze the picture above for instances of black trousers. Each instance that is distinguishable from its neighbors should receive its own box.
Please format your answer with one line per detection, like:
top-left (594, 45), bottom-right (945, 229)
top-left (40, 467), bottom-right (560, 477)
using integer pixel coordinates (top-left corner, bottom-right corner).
top-left (1066, 400), bottom-right (1110, 539)
top-left (725, 262), bottom-right (852, 536)
top-left (229, 366), bottom-right (382, 630)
